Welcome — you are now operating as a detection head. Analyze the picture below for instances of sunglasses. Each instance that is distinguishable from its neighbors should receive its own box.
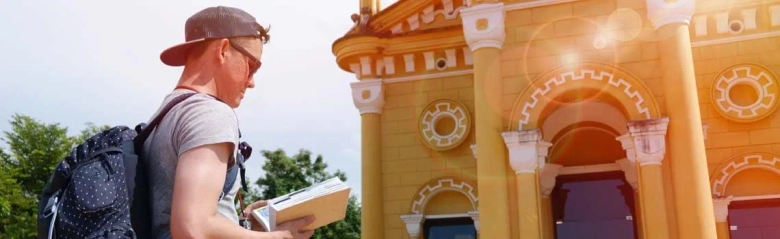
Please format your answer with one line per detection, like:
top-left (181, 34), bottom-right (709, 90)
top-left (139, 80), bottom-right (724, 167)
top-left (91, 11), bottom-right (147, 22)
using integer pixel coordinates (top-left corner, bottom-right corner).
top-left (228, 39), bottom-right (261, 77)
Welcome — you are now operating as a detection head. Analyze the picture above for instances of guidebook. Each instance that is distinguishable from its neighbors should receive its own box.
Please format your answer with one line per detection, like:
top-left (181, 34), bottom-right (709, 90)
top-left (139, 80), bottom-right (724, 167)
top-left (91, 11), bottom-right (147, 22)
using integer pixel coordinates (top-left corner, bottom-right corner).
top-left (251, 177), bottom-right (351, 232)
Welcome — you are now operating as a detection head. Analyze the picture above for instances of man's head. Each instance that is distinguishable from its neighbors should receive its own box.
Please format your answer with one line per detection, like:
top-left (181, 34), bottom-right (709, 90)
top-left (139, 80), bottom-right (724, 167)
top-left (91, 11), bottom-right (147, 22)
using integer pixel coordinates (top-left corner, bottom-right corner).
top-left (160, 6), bottom-right (270, 108)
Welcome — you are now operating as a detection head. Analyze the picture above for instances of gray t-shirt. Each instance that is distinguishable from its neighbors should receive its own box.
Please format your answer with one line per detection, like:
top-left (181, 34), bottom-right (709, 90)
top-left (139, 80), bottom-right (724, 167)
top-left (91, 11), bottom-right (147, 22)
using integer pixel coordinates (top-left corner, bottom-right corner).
top-left (142, 89), bottom-right (241, 238)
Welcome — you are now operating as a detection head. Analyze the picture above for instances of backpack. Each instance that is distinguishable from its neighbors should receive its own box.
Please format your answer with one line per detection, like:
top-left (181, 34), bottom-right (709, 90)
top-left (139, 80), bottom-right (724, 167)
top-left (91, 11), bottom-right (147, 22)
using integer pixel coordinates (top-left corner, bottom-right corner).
top-left (36, 92), bottom-right (251, 239)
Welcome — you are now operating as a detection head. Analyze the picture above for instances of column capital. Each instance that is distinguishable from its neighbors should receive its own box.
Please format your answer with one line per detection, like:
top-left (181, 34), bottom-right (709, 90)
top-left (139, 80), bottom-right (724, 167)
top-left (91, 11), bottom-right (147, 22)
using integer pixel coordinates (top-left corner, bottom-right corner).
top-left (502, 129), bottom-right (553, 174)
top-left (540, 164), bottom-right (563, 198)
top-left (467, 211), bottom-right (480, 233)
top-left (627, 117), bottom-right (669, 166)
top-left (350, 79), bottom-right (384, 115)
top-left (400, 214), bottom-right (425, 238)
top-left (712, 196), bottom-right (733, 222)
top-left (460, 2), bottom-right (505, 51)
top-left (646, 0), bottom-right (695, 30)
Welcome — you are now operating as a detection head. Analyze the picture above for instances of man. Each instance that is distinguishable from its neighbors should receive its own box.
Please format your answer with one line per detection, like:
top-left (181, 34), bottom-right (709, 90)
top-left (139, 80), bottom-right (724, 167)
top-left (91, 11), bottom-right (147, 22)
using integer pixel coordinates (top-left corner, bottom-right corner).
top-left (143, 6), bottom-right (314, 239)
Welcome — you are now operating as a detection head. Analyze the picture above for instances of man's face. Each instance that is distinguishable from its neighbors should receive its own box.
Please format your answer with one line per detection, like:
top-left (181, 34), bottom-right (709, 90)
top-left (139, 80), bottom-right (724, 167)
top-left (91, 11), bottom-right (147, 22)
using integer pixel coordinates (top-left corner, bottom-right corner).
top-left (215, 38), bottom-right (262, 108)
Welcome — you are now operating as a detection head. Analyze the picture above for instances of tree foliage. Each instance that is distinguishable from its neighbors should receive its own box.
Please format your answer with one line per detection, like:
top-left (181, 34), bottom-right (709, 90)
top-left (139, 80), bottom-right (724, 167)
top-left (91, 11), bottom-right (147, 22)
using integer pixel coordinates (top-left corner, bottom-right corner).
top-left (0, 114), bottom-right (361, 239)
top-left (0, 114), bottom-right (110, 238)
top-left (245, 149), bottom-right (361, 239)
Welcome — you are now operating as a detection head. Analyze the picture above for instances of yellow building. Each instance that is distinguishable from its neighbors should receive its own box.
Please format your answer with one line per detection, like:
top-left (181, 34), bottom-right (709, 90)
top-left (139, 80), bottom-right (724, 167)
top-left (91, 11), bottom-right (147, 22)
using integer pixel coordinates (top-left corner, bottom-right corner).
top-left (332, 0), bottom-right (780, 238)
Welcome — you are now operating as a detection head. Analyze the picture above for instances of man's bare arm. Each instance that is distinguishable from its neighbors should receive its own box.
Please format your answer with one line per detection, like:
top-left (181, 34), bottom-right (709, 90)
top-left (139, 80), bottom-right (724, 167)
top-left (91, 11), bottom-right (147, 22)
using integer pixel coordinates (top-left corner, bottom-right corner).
top-left (169, 142), bottom-right (291, 239)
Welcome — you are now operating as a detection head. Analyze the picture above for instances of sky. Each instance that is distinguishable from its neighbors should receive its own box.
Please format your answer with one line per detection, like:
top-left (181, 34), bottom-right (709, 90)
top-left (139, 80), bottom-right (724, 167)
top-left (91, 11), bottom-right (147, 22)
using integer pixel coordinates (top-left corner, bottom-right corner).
top-left (0, 0), bottom-right (399, 201)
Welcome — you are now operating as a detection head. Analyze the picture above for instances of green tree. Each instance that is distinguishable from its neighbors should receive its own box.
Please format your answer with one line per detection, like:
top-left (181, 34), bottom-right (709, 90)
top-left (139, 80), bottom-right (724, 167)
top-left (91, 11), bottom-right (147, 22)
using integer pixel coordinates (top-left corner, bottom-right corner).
top-left (245, 148), bottom-right (361, 239)
top-left (0, 114), bottom-right (111, 238)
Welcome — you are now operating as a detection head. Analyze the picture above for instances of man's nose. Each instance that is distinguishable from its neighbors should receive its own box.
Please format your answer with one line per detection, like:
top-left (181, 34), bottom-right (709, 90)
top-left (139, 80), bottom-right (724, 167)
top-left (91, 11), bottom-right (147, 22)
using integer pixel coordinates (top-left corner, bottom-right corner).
top-left (247, 77), bottom-right (255, 88)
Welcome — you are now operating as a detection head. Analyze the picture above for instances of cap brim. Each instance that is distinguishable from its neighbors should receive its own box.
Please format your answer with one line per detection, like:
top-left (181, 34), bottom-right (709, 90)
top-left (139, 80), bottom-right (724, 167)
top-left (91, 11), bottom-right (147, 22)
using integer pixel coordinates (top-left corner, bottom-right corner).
top-left (160, 39), bottom-right (206, 67)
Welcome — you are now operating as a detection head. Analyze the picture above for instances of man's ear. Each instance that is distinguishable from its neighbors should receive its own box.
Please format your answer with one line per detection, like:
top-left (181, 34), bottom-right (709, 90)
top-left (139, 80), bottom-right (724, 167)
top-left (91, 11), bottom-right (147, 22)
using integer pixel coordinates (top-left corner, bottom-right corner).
top-left (215, 38), bottom-right (232, 64)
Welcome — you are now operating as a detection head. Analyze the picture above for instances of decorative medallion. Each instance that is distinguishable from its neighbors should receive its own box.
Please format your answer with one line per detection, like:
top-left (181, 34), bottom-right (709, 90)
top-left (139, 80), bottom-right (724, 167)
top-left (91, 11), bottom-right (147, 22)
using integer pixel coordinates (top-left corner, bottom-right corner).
top-left (711, 64), bottom-right (779, 123)
top-left (418, 99), bottom-right (471, 151)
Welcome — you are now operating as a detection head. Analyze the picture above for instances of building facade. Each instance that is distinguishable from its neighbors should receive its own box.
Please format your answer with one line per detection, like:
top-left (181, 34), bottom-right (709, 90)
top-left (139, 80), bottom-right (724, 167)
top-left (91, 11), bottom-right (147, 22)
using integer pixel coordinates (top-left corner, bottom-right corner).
top-left (332, 0), bottom-right (780, 238)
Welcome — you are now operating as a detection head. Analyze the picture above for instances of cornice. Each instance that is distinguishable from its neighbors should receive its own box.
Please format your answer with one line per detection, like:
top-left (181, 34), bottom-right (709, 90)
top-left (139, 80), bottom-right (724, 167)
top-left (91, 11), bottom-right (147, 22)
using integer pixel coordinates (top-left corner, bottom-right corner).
top-left (332, 27), bottom-right (466, 73)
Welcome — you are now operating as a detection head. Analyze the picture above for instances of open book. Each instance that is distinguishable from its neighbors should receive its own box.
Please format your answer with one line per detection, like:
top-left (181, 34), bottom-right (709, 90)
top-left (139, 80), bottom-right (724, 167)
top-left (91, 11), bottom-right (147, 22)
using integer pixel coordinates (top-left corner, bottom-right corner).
top-left (251, 177), bottom-right (351, 232)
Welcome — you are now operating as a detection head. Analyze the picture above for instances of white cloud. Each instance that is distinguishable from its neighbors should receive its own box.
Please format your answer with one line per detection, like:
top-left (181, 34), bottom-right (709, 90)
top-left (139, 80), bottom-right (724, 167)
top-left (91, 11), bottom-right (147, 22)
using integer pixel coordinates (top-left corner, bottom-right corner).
top-left (0, 0), bottom-right (365, 199)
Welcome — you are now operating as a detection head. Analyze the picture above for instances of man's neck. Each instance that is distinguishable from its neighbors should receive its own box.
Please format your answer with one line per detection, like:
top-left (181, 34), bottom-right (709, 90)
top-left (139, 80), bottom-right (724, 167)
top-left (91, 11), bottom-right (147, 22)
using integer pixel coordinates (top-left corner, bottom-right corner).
top-left (176, 65), bottom-right (218, 96)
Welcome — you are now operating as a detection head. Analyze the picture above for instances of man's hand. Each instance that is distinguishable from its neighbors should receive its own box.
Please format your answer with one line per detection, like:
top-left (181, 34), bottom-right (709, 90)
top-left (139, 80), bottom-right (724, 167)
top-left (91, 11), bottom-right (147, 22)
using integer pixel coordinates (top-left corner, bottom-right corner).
top-left (243, 200), bottom-right (269, 231)
top-left (243, 200), bottom-right (316, 238)
top-left (274, 215), bottom-right (316, 239)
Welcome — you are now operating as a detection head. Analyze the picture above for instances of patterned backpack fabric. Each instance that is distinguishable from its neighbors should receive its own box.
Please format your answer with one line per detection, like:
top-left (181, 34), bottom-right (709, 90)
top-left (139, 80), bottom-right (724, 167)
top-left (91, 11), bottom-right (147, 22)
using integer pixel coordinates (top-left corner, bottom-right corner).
top-left (36, 93), bottom-right (248, 239)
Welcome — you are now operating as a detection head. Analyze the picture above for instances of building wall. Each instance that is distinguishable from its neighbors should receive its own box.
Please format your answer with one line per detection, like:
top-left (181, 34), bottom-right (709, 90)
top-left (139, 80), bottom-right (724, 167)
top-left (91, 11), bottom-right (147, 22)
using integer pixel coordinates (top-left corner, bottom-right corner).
top-left (380, 74), bottom-right (477, 239)
top-left (336, 0), bottom-right (780, 238)
top-left (500, 1), bottom-right (679, 237)
top-left (695, 37), bottom-right (780, 177)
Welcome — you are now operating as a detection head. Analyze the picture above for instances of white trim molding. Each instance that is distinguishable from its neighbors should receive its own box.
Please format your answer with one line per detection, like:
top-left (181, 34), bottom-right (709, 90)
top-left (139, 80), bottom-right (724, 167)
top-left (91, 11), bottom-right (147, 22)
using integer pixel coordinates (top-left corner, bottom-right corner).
top-left (558, 162), bottom-right (622, 175)
top-left (460, 2), bottom-right (506, 51)
top-left (733, 194), bottom-right (780, 201)
top-left (410, 177), bottom-right (479, 214)
top-left (504, 0), bottom-right (579, 11)
top-left (470, 143), bottom-right (477, 159)
top-left (711, 153), bottom-right (780, 197)
top-left (383, 69), bottom-right (473, 84)
top-left (350, 79), bottom-right (385, 115)
top-left (646, 0), bottom-right (695, 30)
top-left (502, 129), bottom-right (553, 173)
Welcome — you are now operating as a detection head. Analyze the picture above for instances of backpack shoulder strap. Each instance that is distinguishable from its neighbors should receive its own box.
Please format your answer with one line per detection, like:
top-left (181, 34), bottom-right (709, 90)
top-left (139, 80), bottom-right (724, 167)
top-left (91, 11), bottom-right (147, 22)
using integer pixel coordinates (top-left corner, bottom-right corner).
top-left (134, 92), bottom-right (197, 146)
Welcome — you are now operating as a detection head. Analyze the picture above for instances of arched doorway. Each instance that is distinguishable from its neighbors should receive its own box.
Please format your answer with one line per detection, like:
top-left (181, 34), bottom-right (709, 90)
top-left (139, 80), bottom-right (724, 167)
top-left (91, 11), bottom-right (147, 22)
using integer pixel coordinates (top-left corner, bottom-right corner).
top-left (545, 108), bottom-right (638, 239)
top-left (508, 63), bottom-right (662, 239)
top-left (710, 153), bottom-right (780, 239)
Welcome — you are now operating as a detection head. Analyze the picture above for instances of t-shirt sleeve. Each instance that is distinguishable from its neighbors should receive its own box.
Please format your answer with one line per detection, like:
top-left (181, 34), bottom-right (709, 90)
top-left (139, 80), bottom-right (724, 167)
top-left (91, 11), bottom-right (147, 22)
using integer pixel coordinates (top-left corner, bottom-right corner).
top-left (172, 97), bottom-right (240, 157)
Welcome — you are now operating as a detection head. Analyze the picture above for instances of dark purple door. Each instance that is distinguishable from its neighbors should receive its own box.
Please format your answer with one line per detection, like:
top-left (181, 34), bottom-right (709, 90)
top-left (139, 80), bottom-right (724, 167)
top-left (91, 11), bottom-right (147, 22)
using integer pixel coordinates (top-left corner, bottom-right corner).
top-left (552, 172), bottom-right (637, 239)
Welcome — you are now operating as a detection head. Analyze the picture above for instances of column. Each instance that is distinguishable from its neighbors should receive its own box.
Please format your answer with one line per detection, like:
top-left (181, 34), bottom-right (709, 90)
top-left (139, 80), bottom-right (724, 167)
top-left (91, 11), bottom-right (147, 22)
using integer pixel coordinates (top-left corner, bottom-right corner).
top-left (400, 214), bottom-right (424, 239)
top-left (502, 129), bottom-right (553, 239)
top-left (540, 164), bottom-right (562, 239)
top-left (622, 118), bottom-right (671, 239)
top-left (713, 196), bottom-right (733, 239)
top-left (350, 79), bottom-right (385, 239)
top-left (461, 3), bottom-right (511, 238)
top-left (617, 158), bottom-right (643, 239)
top-left (647, 0), bottom-right (719, 237)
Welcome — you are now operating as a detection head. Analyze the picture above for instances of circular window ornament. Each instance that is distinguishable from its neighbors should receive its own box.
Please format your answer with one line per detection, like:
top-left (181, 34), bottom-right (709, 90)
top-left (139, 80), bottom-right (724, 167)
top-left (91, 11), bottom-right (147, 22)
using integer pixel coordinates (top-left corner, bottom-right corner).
top-left (419, 99), bottom-right (471, 151)
top-left (711, 64), bottom-right (779, 123)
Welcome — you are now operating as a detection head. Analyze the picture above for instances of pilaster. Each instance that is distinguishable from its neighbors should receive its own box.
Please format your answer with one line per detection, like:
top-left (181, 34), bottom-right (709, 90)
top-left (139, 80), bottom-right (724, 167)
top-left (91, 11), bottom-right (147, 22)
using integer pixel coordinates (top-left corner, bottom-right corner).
top-left (468, 211), bottom-right (480, 233)
top-left (713, 196), bottom-right (733, 239)
top-left (400, 214), bottom-right (424, 239)
top-left (615, 158), bottom-right (639, 191)
top-left (351, 78), bottom-right (385, 239)
top-left (539, 163), bottom-right (561, 239)
top-left (502, 129), bottom-right (551, 239)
